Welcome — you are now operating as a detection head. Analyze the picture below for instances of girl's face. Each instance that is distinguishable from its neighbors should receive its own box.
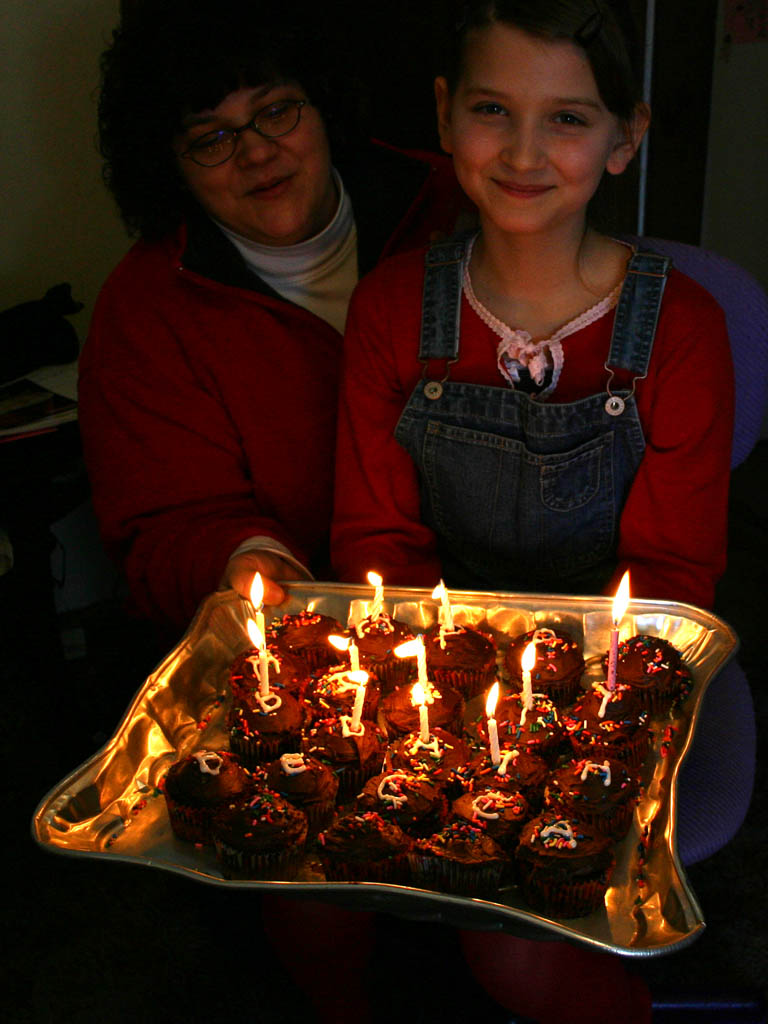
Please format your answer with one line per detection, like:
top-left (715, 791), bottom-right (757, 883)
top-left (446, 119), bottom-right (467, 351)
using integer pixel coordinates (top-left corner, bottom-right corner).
top-left (175, 83), bottom-right (337, 246)
top-left (435, 22), bottom-right (647, 242)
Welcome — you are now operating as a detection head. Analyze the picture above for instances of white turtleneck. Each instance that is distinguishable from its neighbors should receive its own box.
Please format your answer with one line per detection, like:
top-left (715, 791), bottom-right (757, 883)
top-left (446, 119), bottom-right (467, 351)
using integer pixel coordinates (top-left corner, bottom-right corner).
top-left (217, 170), bottom-right (358, 334)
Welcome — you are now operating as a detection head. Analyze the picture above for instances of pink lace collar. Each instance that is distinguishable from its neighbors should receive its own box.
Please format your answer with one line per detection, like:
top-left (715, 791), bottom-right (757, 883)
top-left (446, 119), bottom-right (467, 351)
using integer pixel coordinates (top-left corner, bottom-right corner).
top-left (462, 233), bottom-right (624, 396)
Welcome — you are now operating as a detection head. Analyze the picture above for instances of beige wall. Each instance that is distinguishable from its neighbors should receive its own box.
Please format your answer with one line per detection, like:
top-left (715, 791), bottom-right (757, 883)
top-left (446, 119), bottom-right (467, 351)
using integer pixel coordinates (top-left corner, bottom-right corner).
top-left (1, 0), bottom-right (129, 337)
top-left (702, 1), bottom-right (768, 290)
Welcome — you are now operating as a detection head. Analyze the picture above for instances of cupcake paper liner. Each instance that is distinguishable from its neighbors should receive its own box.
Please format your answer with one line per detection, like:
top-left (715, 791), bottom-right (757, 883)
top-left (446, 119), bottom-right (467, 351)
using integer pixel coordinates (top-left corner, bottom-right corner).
top-left (319, 853), bottom-right (411, 884)
top-left (408, 852), bottom-right (505, 898)
top-left (214, 838), bottom-right (305, 881)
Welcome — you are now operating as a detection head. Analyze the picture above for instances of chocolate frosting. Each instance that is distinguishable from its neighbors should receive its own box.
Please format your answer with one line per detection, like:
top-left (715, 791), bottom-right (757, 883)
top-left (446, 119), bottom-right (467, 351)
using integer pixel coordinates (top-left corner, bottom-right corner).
top-left (213, 790), bottom-right (308, 853)
top-left (319, 810), bottom-right (411, 863)
top-left (504, 628), bottom-right (584, 684)
top-left (424, 624), bottom-right (496, 672)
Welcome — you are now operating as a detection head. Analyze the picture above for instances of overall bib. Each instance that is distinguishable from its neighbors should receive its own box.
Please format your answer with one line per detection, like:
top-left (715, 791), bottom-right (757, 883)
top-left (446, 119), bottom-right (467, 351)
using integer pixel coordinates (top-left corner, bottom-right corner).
top-left (394, 235), bottom-right (670, 595)
top-left (396, 235), bottom-right (755, 865)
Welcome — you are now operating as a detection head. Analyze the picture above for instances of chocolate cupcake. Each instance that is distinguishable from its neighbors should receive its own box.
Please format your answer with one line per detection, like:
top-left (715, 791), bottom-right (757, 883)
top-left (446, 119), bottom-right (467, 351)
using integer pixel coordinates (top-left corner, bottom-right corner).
top-left (163, 749), bottom-right (257, 844)
top-left (384, 727), bottom-right (470, 797)
top-left (318, 811), bottom-right (412, 883)
top-left (304, 663), bottom-right (381, 722)
top-left (379, 679), bottom-right (465, 740)
top-left (228, 687), bottom-right (305, 766)
top-left (263, 752), bottom-right (339, 835)
top-left (544, 756), bottom-right (638, 840)
top-left (515, 814), bottom-right (615, 918)
top-left (302, 714), bottom-right (387, 798)
top-left (451, 786), bottom-right (530, 859)
top-left (457, 747), bottom-right (550, 811)
top-left (212, 789), bottom-right (308, 880)
top-left (355, 770), bottom-right (449, 838)
top-left (409, 820), bottom-right (506, 897)
top-left (475, 692), bottom-right (564, 765)
top-left (229, 645), bottom-right (310, 703)
top-left (563, 682), bottom-right (651, 773)
top-left (424, 623), bottom-right (497, 700)
top-left (267, 609), bottom-right (342, 672)
top-left (346, 613), bottom-right (415, 692)
top-left (504, 627), bottom-right (585, 706)
top-left (609, 634), bottom-right (684, 716)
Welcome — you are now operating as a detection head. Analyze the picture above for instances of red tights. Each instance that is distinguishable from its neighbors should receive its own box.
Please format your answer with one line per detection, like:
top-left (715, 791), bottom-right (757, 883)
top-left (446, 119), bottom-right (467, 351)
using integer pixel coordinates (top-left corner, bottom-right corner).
top-left (261, 896), bottom-right (652, 1024)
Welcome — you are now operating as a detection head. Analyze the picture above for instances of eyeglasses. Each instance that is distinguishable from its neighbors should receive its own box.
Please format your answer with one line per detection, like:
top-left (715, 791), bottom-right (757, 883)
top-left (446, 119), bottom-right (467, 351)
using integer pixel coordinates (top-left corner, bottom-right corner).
top-left (180, 99), bottom-right (307, 167)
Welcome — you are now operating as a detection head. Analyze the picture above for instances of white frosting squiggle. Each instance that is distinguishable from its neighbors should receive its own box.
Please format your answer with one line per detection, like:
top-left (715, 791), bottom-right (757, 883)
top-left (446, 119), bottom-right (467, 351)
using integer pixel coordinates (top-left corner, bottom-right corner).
top-left (192, 751), bottom-right (223, 775)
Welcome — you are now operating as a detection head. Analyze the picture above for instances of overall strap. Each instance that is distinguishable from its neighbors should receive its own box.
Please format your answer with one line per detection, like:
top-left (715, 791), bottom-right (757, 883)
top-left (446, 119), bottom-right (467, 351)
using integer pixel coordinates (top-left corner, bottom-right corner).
top-left (419, 236), bottom-right (468, 362)
top-left (606, 250), bottom-right (671, 377)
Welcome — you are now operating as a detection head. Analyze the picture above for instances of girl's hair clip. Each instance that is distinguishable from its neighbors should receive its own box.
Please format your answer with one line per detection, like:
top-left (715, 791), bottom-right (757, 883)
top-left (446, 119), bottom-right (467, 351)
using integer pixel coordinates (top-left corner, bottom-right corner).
top-left (574, 1), bottom-right (605, 46)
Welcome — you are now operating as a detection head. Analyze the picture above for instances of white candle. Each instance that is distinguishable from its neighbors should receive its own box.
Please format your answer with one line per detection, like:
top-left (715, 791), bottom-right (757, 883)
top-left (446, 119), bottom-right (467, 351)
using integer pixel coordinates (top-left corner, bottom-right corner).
top-left (249, 573), bottom-right (266, 640)
top-left (348, 670), bottom-right (369, 731)
top-left (258, 647), bottom-right (269, 698)
top-left (485, 681), bottom-right (501, 766)
top-left (431, 579), bottom-right (454, 632)
top-left (367, 570), bottom-right (384, 619)
top-left (521, 641), bottom-right (536, 711)
top-left (411, 682), bottom-right (430, 743)
top-left (607, 571), bottom-right (630, 691)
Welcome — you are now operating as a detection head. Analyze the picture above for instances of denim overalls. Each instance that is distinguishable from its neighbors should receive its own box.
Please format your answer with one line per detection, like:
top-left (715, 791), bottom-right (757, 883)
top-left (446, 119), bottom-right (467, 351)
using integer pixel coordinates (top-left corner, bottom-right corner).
top-left (394, 235), bottom-right (671, 595)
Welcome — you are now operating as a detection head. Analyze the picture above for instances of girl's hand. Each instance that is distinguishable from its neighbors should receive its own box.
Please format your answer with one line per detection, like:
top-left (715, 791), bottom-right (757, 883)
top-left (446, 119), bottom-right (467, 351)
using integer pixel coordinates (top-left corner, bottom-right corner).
top-left (220, 550), bottom-right (301, 607)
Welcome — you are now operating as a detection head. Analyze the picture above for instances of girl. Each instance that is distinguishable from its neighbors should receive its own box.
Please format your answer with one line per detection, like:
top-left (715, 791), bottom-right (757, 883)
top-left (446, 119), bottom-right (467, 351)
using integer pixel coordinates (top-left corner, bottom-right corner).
top-left (332, 0), bottom-right (733, 612)
top-left (329, 3), bottom-right (753, 1020)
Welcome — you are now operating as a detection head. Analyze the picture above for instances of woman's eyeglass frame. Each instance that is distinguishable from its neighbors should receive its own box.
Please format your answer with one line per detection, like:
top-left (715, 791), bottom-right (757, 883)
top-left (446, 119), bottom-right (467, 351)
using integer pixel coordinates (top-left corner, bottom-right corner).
top-left (180, 99), bottom-right (307, 168)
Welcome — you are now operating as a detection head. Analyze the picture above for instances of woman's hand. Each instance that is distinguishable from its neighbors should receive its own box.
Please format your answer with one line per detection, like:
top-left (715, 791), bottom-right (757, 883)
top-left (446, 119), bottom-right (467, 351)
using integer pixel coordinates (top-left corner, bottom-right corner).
top-left (220, 549), bottom-right (302, 607)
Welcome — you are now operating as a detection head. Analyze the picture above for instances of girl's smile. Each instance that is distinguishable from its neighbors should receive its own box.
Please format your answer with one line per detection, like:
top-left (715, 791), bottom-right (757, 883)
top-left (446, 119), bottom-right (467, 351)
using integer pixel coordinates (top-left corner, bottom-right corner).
top-left (435, 22), bottom-right (646, 244)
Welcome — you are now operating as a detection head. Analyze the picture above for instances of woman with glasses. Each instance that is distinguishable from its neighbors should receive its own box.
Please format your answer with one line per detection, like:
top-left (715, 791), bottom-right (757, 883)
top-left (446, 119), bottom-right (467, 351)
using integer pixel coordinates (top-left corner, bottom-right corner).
top-left (78, 0), bottom-right (467, 634)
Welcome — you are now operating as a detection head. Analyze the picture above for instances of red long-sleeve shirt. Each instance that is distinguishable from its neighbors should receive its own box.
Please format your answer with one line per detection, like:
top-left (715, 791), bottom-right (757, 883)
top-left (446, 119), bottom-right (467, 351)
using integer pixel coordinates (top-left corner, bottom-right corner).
top-left (332, 246), bottom-right (734, 609)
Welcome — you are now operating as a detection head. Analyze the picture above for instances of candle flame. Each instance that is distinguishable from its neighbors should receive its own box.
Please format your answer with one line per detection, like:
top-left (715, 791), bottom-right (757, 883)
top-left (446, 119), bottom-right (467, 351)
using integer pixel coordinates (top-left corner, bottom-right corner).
top-left (521, 641), bottom-right (537, 674)
top-left (485, 681), bottom-right (500, 717)
top-left (249, 572), bottom-right (264, 608)
top-left (612, 570), bottom-right (631, 625)
top-left (431, 581), bottom-right (446, 601)
top-left (411, 682), bottom-right (426, 706)
top-left (348, 670), bottom-right (369, 686)
top-left (395, 638), bottom-right (422, 659)
top-left (367, 570), bottom-right (382, 587)
top-left (328, 634), bottom-right (349, 652)
top-left (246, 619), bottom-right (265, 649)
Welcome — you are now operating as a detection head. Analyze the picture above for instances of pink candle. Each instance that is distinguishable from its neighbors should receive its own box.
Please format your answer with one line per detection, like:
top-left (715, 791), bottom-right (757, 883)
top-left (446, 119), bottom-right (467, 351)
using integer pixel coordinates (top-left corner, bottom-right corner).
top-left (607, 571), bottom-right (631, 691)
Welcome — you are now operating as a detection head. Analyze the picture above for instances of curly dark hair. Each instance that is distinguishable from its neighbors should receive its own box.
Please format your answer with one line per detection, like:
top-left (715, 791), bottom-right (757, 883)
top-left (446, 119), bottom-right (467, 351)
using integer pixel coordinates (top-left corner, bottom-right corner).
top-left (98, 0), bottom-right (368, 240)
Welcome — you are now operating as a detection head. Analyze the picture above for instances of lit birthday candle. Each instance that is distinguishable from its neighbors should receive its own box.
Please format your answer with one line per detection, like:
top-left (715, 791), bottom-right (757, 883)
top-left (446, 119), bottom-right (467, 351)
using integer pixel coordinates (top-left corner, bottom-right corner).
top-left (521, 641), bottom-right (536, 711)
top-left (367, 570), bottom-right (384, 619)
top-left (411, 682), bottom-right (430, 743)
top-left (607, 571), bottom-right (631, 691)
top-left (485, 681), bottom-right (501, 766)
top-left (328, 634), bottom-right (361, 672)
top-left (249, 573), bottom-right (266, 640)
top-left (431, 579), bottom-right (455, 632)
top-left (246, 620), bottom-right (270, 697)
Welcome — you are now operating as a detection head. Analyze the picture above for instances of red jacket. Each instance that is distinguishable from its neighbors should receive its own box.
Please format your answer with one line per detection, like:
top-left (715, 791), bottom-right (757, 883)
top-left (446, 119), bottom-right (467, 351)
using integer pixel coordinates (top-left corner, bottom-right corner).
top-left (79, 144), bottom-right (468, 628)
top-left (332, 245), bottom-right (734, 610)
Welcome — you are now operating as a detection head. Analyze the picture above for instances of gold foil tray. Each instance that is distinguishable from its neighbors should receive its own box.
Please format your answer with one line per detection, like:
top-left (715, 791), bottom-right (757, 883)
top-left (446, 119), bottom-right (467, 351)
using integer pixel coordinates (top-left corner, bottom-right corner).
top-left (32, 583), bottom-right (737, 956)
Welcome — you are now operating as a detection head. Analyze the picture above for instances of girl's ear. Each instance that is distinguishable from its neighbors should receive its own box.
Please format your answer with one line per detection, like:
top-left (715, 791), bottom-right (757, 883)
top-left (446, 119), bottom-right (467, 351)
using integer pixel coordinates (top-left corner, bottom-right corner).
top-left (606, 101), bottom-right (650, 176)
top-left (434, 76), bottom-right (454, 155)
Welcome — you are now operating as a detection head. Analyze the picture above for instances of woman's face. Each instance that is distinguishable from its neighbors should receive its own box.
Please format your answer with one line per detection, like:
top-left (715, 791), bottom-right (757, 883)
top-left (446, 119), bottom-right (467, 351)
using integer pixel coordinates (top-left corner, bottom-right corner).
top-left (435, 23), bottom-right (646, 242)
top-left (175, 82), bottom-right (337, 246)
